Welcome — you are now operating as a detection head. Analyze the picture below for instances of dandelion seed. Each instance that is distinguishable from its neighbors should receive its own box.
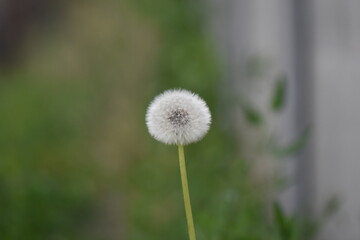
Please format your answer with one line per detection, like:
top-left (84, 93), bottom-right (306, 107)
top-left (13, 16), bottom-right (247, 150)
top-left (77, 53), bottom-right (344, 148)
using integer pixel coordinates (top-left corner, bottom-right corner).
top-left (146, 89), bottom-right (211, 145)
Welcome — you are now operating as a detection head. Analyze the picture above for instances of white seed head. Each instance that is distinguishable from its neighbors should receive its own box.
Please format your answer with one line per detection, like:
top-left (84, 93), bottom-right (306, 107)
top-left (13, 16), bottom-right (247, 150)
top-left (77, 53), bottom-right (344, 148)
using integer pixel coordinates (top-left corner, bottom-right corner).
top-left (146, 89), bottom-right (211, 145)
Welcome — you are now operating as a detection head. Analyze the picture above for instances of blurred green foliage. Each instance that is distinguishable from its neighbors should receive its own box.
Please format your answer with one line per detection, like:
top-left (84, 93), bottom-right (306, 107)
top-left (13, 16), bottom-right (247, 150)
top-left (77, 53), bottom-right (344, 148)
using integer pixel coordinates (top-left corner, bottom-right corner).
top-left (0, 77), bottom-right (98, 239)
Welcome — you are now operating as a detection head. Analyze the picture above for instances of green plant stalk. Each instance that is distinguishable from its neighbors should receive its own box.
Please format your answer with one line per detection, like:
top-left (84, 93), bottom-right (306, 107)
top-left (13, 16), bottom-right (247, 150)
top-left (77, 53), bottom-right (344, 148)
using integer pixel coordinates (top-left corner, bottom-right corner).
top-left (178, 144), bottom-right (197, 240)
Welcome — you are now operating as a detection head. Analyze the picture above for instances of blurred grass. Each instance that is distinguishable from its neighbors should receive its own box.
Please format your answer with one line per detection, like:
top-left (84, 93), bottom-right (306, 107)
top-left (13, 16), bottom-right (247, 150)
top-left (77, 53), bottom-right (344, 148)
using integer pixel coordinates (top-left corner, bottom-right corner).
top-left (0, 0), bottom-right (301, 239)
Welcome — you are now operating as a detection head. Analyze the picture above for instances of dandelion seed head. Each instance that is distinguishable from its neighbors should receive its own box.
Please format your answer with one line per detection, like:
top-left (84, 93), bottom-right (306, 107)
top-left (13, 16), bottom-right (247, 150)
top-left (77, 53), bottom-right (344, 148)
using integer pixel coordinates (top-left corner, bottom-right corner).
top-left (146, 89), bottom-right (211, 145)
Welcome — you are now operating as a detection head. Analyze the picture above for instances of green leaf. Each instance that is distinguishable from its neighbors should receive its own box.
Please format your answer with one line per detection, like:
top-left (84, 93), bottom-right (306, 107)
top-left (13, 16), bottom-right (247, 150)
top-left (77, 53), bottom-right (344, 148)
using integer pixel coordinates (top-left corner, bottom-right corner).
top-left (273, 202), bottom-right (291, 240)
top-left (271, 127), bottom-right (311, 157)
top-left (246, 56), bottom-right (266, 79)
top-left (271, 75), bottom-right (286, 111)
top-left (323, 196), bottom-right (340, 219)
top-left (243, 105), bottom-right (263, 126)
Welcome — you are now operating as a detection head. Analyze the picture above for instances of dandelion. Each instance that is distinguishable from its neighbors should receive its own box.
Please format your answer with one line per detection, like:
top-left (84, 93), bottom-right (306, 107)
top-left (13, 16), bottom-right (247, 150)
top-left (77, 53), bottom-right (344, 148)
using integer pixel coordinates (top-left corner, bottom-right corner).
top-left (146, 89), bottom-right (211, 145)
top-left (146, 89), bottom-right (211, 240)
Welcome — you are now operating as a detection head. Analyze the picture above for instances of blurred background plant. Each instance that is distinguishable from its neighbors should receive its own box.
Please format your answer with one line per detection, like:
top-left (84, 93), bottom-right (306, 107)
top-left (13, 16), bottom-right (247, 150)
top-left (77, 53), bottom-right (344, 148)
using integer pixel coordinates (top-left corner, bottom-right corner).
top-left (0, 0), bottom-right (339, 239)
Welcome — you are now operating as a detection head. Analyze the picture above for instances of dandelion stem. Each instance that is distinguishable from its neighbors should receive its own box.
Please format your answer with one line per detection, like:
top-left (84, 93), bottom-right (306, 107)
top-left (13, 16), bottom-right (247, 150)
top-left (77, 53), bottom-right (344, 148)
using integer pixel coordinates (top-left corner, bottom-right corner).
top-left (178, 144), bottom-right (197, 240)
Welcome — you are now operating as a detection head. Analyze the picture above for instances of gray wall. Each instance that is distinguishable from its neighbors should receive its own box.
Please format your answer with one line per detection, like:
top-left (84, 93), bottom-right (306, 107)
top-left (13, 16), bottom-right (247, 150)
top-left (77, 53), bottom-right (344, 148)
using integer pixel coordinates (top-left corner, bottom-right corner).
top-left (205, 0), bottom-right (360, 239)
top-left (313, 1), bottom-right (360, 239)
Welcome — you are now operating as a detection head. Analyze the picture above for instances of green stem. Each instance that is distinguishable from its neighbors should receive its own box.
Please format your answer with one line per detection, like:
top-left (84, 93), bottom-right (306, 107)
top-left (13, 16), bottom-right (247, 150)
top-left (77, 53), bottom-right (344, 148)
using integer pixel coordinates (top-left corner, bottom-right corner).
top-left (178, 144), bottom-right (197, 240)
